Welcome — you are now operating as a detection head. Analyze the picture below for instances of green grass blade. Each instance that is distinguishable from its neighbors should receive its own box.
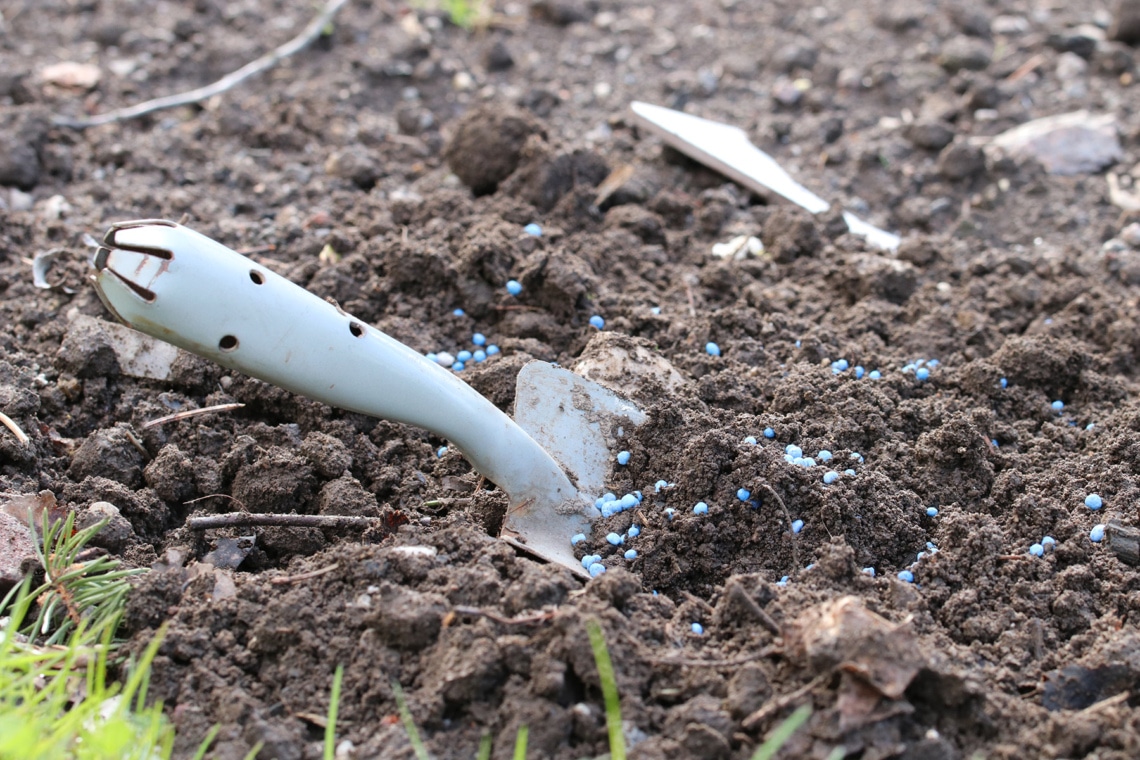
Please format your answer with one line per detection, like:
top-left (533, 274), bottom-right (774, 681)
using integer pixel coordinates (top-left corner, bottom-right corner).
top-left (585, 619), bottom-right (626, 760)
top-left (512, 725), bottom-right (528, 760)
top-left (751, 704), bottom-right (812, 760)
top-left (475, 732), bottom-right (492, 760)
top-left (189, 725), bottom-right (221, 760)
top-left (324, 664), bottom-right (344, 760)
top-left (392, 681), bottom-right (430, 760)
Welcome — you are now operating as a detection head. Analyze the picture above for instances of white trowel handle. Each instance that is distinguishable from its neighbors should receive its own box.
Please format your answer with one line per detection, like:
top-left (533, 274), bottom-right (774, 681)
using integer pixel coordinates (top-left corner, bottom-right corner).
top-left (90, 220), bottom-right (579, 514)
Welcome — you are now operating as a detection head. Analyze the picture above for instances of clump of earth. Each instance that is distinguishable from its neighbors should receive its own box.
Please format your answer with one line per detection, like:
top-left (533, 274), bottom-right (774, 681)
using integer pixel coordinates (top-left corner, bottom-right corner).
top-left (4, 0), bottom-right (1140, 758)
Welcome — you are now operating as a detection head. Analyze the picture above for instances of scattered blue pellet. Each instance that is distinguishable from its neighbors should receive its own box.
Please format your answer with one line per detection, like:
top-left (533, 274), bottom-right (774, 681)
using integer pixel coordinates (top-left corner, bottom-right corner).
top-left (581, 554), bottom-right (601, 569)
top-left (619, 493), bottom-right (638, 510)
top-left (818, 450), bottom-right (833, 462)
top-left (926, 507), bottom-right (938, 517)
top-left (616, 450), bottom-right (631, 466)
top-left (897, 570), bottom-right (915, 583)
top-left (665, 507), bottom-right (676, 520)
top-left (1029, 543), bottom-right (1044, 557)
top-left (624, 549), bottom-right (638, 560)
top-left (786, 444), bottom-right (803, 458)
top-left (693, 502), bottom-right (709, 515)
top-left (654, 480), bottom-right (669, 492)
top-left (589, 563), bottom-right (606, 577)
top-left (628, 525), bottom-right (640, 538)
top-left (606, 533), bottom-right (624, 546)
top-left (650, 306), bottom-right (661, 315)
top-left (849, 452), bottom-right (864, 463)
top-left (764, 427), bottom-right (776, 439)
top-left (1090, 524), bottom-right (1106, 543)
top-left (1000, 377), bottom-right (1008, 389)
top-left (844, 469), bottom-right (856, 477)
top-left (457, 350), bottom-right (472, 362)
top-left (1051, 400), bottom-right (1064, 412)
top-left (453, 308), bottom-right (466, 317)
top-left (1085, 493), bottom-right (1104, 510)
top-left (831, 359), bottom-right (849, 374)
top-left (506, 279), bottom-right (523, 296)
top-left (486, 345), bottom-right (500, 356)
top-left (436, 446), bottom-right (447, 458)
top-left (855, 366), bottom-right (865, 379)
top-left (801, 457), bottom-right (817, 468)
top-left (691, 622), bottom-right (704, 635)
top-left (916, 367), bottom-right (930, 381)
top-left (472, 333), bottom-right (486, 346)
top-left (791, 519), bottom-right (804, 534)
top-left (426, 352), bottom-right (437, 362)
top-left (744, 436), bottom-right (758, 445)
top-left (737, 488), bottom-right (751, 501)
top-left (795, 339), bottom-right (802, 348)
top-left (823, 471), bottom-right (839, 484)
top-left (1042, 536), bottom-right (1056, 549)
top-left (869, 370), bottom-right (881, 380)
top-left (589, 315), bottom-right (605, 329)
top-left (633, 491), bottom-right (643, 502)
top-left (705, 342), bottom-right (721, 357)
top-left (473, 349), bottom-right (487, 362)
top-left (776, 575), bottom-right (789, 586)
top-left (571, 533), bottom-right (586, 545)
top-left (451, 361), bottom-right (465, 372)
top-left (862, 567), bottom-right (876, 577)
top-left (524, 223), bottom-right (543, 237)
top-left (927, 359), bottom-right (940, 368)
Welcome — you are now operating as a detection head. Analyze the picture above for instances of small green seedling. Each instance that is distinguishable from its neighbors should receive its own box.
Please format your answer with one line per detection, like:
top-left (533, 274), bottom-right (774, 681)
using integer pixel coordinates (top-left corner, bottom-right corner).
top-left (586, 618), bottom-right (626, 760)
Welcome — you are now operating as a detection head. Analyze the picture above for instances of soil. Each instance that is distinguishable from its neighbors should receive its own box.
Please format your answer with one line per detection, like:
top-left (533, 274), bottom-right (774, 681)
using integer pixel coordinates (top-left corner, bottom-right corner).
top-left (4, 0), bottom-right (1140, 758)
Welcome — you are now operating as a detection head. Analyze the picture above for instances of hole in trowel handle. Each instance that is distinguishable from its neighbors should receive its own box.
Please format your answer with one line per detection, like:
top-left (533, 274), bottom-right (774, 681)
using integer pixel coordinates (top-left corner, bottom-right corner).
top-left (219, 335), bottom-right (239, 352)
top-left (249, 270), bottom-right (265, 285)
top-left (349, 322), bottom-right (365, 338)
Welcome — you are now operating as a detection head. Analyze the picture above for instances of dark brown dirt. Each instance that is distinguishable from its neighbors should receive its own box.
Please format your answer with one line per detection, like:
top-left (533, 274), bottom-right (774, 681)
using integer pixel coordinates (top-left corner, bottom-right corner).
top-left (5, 0), bottom-right (1140, 758)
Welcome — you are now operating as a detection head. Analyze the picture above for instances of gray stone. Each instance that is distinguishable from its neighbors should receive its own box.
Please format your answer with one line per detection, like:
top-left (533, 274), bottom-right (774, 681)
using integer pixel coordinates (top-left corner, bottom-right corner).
top-left (939, 36), bottom-right (994, 72)
top-left (990, 111), bottom-right (1121, 175)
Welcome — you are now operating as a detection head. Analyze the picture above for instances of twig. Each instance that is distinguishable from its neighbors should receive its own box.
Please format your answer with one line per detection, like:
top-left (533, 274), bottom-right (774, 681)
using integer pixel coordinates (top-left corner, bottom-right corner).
top-left (741, 673), bottom-right (829, 731)
top-left (0, 411), bottom-right (30, 445)
top-left (270, 563), bottom-right (339, 585)
top-left (1076, 690), bottom-right (1130, 717)
top-left (186, 513), bottom-right (383, 530)
top-left (142, 402), bottom-right (245, 429)
top-left (52, 0), bottom-right (351, 129)
top-left (450, 606), bottom-right (556, 626)
top-left (758, 482), bottom-right (799, 575)
top-left (726, 581), bottom-right (782, 636)
top-left (649, 645), bottom-right (782, 668)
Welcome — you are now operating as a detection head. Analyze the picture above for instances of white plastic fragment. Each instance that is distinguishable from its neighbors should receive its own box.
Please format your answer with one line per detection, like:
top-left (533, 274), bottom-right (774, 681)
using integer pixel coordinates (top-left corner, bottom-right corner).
top-left (630, 101), bottom-right (900, 251)
top-left (711, 235), bottom-right (763, 260)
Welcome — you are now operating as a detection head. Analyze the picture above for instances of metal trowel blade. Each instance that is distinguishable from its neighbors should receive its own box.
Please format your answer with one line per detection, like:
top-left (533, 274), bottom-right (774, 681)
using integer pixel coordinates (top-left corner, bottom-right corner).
top-left (501, 362), bottom-right (646, 572)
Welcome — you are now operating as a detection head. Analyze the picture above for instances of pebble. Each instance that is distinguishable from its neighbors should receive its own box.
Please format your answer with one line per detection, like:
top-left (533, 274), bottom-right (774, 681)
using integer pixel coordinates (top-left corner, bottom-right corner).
top-left (938, 35), bottom-right (993, 72)
top-left (990, 111), bottom-right (1122, 176)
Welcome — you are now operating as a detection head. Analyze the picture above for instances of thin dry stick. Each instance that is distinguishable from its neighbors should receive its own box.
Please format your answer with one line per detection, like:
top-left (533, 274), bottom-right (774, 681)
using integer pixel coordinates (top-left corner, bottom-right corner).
top-left (186, 513), bottom-right (382, 530)
top-left (758, 482), bottom-right (799, 576)
top-left (0, 412), bottom-right (29, 445)
top-left (270, 563), bottom-right (339, 585)
top-left (142, 403), bottom-right (245, 429)
top-left (52, 0), bottom-right (351, 129)
top-left (451, 606), bottom-right (556, 626)
top-left (741, 673), bottom-right (829, 732)
top-left (648, 645), bottom-right (782, 668)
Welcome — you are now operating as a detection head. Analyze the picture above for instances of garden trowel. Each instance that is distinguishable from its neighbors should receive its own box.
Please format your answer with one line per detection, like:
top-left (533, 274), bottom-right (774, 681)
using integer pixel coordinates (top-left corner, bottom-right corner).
top-left (91, 220), bottom-right (645, 578)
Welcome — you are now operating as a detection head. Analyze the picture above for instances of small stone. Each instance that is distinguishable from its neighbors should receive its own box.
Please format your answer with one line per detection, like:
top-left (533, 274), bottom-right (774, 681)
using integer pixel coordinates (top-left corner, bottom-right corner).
top-left (1057, 52), bottom-right (1090, 81)
top-left (938, 140), bottom-right (986, 180)
top-left (324, 148), bottom-right (380, 189)
top-left (938, 36), bottom-right (994, 72)
top-left (40, 61), bottom-right (102, 90)
top-left (904, 120), bottom-right (955, 150)
top-left (990, 111), bottom-right (1121, 175)
top-left (483, 39), bottom-right (514, 72)
top-left (771, 77), bottom-right (803, 106)
top-left (775, 39), bottom-right (819, 72)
